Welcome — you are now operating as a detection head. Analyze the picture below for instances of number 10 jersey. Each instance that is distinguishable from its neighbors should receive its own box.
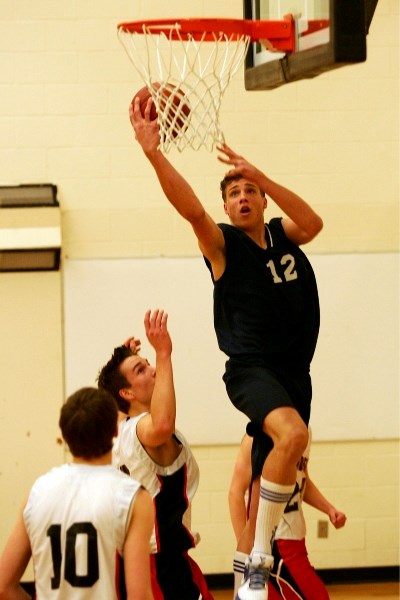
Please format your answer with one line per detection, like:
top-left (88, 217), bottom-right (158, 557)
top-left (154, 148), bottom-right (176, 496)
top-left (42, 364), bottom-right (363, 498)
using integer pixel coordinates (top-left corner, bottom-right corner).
top-left (23, 463), bottom-right (141, 599)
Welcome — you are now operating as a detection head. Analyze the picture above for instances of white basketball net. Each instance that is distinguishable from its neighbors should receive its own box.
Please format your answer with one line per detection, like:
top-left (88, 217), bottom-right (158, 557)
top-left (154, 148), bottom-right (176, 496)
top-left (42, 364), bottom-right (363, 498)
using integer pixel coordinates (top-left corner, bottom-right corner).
top-left (118, 23), bottom-right (251, 152)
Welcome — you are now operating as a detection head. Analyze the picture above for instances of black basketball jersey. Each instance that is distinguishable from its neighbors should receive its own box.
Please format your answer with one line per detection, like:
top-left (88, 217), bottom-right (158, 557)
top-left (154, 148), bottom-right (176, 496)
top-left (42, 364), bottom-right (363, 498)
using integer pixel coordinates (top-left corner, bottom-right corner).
top-left (204, 218), bottom-right (320, 370)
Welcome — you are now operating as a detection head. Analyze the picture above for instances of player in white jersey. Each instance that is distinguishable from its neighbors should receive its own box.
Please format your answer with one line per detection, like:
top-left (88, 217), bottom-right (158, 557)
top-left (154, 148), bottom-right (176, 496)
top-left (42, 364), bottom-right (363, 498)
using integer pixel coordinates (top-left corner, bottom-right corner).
top-left (0, 387), bottom-right (154, 600)
top-left (98, 309), bottom-right (213, 600)
top-left (113, 416), bottom-right (200, 555)
top-left (229, 428), bottom-right (346, 600)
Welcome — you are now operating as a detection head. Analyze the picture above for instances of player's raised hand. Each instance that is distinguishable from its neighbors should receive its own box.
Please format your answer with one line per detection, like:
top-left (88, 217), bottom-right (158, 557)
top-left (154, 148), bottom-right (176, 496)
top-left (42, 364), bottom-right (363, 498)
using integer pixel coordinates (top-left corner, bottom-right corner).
top-left (144, 309), bottom-right (172, 356)
top-left (129, 97), bottom-right (160, 155)
top-left (216, 143), bottom-right (263, 184)
top-left (123, 336), bottom-right (141, 354)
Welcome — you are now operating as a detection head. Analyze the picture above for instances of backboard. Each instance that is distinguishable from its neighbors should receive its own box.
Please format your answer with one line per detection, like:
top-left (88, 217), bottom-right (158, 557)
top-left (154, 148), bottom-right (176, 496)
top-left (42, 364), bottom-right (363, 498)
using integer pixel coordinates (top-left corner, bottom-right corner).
top-left (243, 0), bottom-right (379, 90)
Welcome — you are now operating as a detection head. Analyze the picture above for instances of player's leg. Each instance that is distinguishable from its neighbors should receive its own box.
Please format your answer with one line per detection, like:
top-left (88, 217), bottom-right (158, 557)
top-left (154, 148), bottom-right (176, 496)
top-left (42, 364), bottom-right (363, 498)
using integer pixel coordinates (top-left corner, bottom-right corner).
top-left (253, 406), bottom-right (308, 557)
top-left (272, 539), bottom-right (329, 600)
top-left (233, 550), bottom-right (249, 599)
top-left (152, 552), bottom-right (211, 600)
top-left (238, 409), bottom-right (308, 600)
top-left (224, 361), bottom-right (308, 600)
top-left (234, 476), bottom-right (261, 599)
top-left (267, 583), bottom-right (285, 600)
top-left (185, 553), bottom-right (214, 600)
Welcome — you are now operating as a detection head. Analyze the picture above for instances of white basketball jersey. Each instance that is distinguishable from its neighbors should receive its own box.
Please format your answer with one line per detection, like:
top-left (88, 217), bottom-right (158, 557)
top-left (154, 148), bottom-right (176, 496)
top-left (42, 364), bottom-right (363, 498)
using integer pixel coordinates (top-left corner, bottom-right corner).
top-left (275, 428), bottom-right (312, 541)
top-left (113, 413), bottom-right (200, 553)
top-left (24, 463), bottom-right (141, 599)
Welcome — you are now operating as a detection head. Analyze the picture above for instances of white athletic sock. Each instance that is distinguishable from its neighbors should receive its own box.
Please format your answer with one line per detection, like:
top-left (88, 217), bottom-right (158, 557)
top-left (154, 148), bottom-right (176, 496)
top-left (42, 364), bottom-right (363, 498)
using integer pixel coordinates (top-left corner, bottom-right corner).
top-left (233, 551), bottom-right (248, 598)
top-left (252, 477), bottom-right (294, 558)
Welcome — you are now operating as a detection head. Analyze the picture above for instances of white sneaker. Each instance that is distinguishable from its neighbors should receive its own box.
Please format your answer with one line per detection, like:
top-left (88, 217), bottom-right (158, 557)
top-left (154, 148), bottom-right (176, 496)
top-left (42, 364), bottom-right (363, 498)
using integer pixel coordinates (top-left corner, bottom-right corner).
top-left (235, 553), bottom-right (274, 600)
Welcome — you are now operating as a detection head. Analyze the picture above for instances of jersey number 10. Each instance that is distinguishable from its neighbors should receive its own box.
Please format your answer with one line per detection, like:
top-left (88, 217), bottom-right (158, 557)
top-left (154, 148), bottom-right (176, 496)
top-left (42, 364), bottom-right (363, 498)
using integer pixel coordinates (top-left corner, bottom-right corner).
top-left (47, 522), bottom-right (99, 589)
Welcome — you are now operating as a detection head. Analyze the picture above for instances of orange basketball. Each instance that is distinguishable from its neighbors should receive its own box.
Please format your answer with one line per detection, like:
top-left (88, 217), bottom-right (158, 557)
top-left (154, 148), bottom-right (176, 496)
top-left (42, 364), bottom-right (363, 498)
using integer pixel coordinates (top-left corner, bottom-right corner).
top-left (132, 82), bottom-right (190, 139)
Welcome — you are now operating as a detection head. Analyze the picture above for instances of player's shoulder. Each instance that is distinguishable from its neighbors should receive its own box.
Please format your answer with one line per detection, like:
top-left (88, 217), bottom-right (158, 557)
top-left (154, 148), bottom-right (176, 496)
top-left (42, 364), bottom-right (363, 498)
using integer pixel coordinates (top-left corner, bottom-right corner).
top-left (218, 222), bottom-right (255, 244)
top-left (217, 222), bottom-right (235, 235)
top-left (119, 412), bottom-right (146, 436)
top-left (32, 464), bottom-right (69, 487)
top-left (26, 464), bottom-right (71, 509)
top-left (266, 217), bottom-right (285, 238)
top-left (112, 467), bottom-right (142, 496)
top-left (267, 218), bottom-right (310, 257)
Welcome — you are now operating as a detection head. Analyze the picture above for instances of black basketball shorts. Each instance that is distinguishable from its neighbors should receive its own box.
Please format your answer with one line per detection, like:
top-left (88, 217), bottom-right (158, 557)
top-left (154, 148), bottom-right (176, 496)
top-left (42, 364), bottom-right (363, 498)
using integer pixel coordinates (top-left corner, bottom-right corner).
top-left (223, 357), bottom-right (312, 429)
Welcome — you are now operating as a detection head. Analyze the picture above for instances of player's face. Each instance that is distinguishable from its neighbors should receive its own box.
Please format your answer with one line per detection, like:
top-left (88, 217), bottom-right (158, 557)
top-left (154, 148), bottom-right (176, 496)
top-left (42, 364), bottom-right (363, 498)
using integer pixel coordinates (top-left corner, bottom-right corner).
top-left (223, 178), bottom-right (267, 227)
top-left (120, 354), bottom-right (156, 403)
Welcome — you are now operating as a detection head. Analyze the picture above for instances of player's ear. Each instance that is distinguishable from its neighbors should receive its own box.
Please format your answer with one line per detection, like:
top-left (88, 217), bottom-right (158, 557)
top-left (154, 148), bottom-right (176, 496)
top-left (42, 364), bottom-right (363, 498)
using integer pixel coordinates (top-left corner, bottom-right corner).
top-left (223, 201), bottom-right (229, 215)
top-left (119, 388), bottom-right (134, 401)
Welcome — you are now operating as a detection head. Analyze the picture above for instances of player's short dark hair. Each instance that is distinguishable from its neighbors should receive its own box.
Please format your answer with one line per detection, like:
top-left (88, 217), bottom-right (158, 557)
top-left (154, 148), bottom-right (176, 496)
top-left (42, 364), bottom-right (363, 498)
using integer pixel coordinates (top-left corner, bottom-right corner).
top-left (219, 174), bottom-right (265, 202)
top-left (97, 346), bottom-right (133, 414)
top-left (59, 387), bottom-right (118, 459)
top-left (220, 174), bottom-right (242, 201)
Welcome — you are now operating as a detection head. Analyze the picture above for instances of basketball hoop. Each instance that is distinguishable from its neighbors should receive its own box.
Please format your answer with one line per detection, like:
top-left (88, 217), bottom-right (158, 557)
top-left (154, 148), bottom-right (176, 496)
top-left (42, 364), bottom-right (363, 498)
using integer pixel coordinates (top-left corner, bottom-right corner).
top-left (117, 18), bottom-right (294, 152)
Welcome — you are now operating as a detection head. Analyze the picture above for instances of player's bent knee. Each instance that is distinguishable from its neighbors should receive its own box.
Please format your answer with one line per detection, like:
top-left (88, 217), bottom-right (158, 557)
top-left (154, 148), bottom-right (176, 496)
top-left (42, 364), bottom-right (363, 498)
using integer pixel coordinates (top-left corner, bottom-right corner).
top-left (276, 425), bottom-right (308, 461)
top-left (264, 408), bottom-right (309, 457)
top-left (291, 426), bottom-right (308, 456)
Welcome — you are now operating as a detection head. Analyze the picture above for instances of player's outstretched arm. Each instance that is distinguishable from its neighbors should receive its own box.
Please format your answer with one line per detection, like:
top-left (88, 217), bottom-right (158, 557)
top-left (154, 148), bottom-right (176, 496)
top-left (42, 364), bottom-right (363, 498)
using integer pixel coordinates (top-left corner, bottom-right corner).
top-left (0, 507), bottom-right (32, 600)
top-left (136, 309), bottom-right (176, 448)
top-left (217, 143), bottom-right (323, 246)
top-left (129, 99), bottom-right (225, 269)
top-left (129, 96), bottom-right (204, 224)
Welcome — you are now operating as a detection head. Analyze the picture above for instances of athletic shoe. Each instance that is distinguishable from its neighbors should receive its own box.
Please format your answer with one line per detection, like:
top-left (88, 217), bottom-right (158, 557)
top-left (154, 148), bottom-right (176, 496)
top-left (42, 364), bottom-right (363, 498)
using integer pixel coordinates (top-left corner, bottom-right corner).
top-left (235, 553), bottom-right (274, 600)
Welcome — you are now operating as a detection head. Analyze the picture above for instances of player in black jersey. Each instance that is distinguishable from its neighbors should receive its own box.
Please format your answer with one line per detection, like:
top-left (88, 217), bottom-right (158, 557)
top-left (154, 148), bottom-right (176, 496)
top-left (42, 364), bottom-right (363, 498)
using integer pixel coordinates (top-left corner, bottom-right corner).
top-left (129, 96), bottom-right (323, 600)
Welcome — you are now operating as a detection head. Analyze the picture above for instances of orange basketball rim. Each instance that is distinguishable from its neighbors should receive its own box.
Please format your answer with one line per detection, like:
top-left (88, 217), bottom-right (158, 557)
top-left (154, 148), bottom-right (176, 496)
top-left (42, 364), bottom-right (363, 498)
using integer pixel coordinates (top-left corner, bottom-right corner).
top-left (117, 17), bottom-right (295, 152)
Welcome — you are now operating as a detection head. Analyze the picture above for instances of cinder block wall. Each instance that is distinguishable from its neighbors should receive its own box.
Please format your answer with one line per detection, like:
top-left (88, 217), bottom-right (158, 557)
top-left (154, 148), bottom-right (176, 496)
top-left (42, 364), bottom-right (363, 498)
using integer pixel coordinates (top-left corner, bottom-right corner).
top-left (0, 0), bottom-right (398, 579)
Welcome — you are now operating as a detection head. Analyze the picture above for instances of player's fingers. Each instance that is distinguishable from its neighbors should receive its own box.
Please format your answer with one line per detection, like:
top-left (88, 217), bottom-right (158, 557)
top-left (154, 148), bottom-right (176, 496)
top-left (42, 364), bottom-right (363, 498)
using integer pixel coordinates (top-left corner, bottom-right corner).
top-left (144, 309), bottom-right (152, 329)
top-left (150, 308), bottom-right (163, 331)
top-left (154, 309), bottom-right (167, 329)
top-left (143, 97), bottom-right (153, 121)
top-left (123, 336), bottom-right (136, 348)
top-left (131, 97), bottom-right (142, 120)
top-left (149, 308), bottom-right (157, 325)
top-left (160, 311), bottom-right (168, 328)
top-left (216, 155), bottom-right (231, 165)
top-left (216, 142), bottom-right (233, 154)
top-left (217, 143), bottom-right (241, 161)
top-left (216, 145), bottom-right (234, 165)
top-left (131, 338), bottom-right (141, 352)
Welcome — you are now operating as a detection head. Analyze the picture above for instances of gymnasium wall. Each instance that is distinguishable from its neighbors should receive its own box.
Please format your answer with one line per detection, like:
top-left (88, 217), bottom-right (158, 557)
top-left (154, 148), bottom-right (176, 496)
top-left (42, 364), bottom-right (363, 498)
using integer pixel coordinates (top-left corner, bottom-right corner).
top-left (62, 253), bottom-right (399, 444)
top-left (0, 0), bottom-right (398, 578)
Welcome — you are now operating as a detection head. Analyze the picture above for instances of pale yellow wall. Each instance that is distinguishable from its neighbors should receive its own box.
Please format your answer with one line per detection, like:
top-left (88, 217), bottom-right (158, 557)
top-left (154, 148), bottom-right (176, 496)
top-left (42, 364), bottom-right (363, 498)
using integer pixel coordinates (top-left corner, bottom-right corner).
top-left (0, 271), bottom-right (65, 579)
top-left (0, 0), bottom-right (398, 580)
